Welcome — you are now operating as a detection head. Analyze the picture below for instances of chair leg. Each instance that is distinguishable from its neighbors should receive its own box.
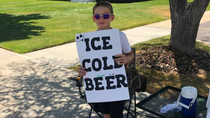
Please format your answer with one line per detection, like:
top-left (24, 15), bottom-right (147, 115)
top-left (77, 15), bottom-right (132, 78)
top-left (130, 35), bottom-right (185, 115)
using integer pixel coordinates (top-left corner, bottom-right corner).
top-left (89, 108), bottom-right (93, 118)
top-left (125, 91), bottom-right (137, 118)
top-left (125, 103), bottom-right (135, 118)
top-left (126, 99), bottom-right (132, 118)
top-left (134, 92), bottom-right (136, 118)
top-left (88, 104), bottom-right (103, 118)
top-left (95, 110), bottom-right (103, 118)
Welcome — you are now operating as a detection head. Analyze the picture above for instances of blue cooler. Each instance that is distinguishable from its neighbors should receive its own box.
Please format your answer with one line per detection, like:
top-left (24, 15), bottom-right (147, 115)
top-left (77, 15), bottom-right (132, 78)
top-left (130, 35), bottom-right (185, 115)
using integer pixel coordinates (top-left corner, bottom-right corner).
top-left (177, 86), bottom-right (197, 117)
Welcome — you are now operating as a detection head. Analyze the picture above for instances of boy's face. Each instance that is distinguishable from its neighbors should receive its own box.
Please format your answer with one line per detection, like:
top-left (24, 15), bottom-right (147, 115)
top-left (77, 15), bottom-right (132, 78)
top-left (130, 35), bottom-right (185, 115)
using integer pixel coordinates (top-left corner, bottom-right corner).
top-left (93, 6), bottom-right (115, 30)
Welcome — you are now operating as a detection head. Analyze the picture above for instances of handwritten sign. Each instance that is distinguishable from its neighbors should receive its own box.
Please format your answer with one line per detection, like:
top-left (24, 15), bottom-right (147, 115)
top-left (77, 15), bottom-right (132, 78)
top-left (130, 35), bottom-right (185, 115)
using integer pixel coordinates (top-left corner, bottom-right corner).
top-left (76, 29), bottom-right (130, 103)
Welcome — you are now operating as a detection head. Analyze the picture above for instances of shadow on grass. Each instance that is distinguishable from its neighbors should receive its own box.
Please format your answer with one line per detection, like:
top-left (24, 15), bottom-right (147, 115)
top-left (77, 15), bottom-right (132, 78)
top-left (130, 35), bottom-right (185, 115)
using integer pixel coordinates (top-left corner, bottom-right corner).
top-left (0, 13), bottom-right (50, 43)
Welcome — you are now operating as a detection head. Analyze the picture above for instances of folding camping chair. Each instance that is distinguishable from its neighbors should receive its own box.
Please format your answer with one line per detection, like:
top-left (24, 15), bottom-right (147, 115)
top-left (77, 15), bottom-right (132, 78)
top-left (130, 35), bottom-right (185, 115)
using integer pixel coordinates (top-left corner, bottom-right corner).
top-left (68, 48), bottom-right (146, 118)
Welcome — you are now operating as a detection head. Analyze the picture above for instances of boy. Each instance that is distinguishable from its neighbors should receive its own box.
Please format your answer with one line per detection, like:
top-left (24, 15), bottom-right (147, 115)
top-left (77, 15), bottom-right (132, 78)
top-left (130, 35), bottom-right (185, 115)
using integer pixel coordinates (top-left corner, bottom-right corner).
top-left (77, 1), bottom-right (134, 118)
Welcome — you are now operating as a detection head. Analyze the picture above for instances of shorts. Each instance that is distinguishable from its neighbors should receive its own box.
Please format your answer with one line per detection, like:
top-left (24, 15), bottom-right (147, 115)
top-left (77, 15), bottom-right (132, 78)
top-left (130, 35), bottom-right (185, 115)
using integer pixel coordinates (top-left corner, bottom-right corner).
top-left (92, 100), bottom-right (125, 118)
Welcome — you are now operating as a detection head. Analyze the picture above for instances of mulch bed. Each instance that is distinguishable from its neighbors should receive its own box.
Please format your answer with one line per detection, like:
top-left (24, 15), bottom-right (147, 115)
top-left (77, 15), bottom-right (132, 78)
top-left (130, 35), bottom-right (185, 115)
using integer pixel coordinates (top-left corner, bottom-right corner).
top-left (135, 45), bottom-right (210, 75)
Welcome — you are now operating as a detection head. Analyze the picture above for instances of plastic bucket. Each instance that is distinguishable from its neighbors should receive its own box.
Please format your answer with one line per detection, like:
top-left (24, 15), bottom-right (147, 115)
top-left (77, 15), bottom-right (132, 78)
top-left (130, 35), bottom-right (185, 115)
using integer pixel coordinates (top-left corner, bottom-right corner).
top-left (177, 86), bottom-right (197, 117)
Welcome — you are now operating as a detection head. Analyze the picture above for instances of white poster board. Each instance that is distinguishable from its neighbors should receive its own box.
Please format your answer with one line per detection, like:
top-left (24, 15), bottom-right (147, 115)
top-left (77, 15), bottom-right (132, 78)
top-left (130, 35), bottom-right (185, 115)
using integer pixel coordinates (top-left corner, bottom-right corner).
top-left (76, 29), bottom-right (130, 103)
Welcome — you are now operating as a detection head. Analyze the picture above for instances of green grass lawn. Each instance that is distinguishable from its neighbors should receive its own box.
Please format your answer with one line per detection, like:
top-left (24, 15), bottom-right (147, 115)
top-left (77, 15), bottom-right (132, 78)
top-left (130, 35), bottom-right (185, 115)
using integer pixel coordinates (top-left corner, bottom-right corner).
top-left (0, 0), bottom-right (170, 53)
top-left (0, 0), bottom-right (209, 53)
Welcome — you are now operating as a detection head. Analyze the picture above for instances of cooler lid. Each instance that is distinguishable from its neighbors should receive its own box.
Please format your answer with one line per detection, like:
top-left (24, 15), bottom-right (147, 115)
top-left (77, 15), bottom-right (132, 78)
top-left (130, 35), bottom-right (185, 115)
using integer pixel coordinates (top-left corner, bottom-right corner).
top-left (181, 86), bottom-right (197, 98)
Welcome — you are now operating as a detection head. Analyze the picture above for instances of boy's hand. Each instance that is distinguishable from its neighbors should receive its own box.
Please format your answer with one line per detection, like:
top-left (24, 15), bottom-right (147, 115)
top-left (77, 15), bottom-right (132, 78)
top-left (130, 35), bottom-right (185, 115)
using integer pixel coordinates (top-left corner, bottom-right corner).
top-left (77, 66), bottom-right (87, 76)
top-left (115, 54), bottom-right (128, 65)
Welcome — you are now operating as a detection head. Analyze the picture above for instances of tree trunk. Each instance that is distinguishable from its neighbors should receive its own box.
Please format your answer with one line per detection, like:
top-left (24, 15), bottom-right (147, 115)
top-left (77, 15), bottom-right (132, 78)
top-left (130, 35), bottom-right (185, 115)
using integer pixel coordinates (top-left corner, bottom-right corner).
top-left (169, 0), bottom-right (209, 55)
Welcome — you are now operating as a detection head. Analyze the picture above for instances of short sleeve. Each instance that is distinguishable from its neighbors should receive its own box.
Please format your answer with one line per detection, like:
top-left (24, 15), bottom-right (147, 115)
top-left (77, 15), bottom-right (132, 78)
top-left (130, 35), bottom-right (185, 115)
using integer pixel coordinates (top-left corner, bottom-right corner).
top-left (119, 31), bottom-right (131, 54)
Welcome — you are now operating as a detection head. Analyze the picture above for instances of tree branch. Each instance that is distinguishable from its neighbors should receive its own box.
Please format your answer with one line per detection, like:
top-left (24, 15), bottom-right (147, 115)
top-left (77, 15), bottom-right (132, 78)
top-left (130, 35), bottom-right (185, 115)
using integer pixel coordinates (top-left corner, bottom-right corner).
top-left (169, 0), bottom-right (188, 15)
top-left (191, 0), bottom-right (209, 19)
top-left (194, 0), bottom-right (210, 8)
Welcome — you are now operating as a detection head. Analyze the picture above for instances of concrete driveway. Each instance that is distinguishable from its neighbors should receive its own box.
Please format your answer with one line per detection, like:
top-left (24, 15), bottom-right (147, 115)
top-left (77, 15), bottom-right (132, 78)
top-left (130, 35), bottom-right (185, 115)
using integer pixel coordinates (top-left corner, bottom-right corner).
top-left (197, 21), bottom-right (210, 46)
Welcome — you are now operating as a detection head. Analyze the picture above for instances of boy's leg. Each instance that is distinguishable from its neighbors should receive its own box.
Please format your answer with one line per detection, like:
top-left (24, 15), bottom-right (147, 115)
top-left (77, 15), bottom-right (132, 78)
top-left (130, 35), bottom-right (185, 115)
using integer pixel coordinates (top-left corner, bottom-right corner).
top-left (109, 100), bottom-right (125, 118)
top-left (104, 114), bottom-right (110, 118)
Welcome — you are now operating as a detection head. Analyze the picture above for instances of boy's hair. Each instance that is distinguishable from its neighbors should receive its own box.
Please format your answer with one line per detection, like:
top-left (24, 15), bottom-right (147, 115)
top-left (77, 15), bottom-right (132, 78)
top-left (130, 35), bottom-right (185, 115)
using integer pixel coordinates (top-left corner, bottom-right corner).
top-left (93, 1), bottom-right (113, 14)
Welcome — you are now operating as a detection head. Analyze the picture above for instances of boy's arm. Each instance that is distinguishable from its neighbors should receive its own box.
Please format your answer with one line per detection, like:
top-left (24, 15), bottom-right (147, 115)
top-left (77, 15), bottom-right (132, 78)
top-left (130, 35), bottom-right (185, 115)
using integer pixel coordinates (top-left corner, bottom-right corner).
top-left (115, 50), bottom-right (134, 65)
top-left (77, 66), bottom-right (87, 76)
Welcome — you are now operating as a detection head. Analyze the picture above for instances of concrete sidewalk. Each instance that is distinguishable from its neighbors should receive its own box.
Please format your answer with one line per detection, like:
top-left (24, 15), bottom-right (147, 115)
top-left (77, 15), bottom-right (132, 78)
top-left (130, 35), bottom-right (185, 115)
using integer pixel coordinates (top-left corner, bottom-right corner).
top-left (0, 11), bottom-right (210, 118)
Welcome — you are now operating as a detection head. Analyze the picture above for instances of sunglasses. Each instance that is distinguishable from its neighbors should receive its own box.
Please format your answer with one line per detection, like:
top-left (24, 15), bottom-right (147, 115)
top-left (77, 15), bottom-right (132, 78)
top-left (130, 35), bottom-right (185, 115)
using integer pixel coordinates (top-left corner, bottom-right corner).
top-left (93, 14), bottom-right (112, 20)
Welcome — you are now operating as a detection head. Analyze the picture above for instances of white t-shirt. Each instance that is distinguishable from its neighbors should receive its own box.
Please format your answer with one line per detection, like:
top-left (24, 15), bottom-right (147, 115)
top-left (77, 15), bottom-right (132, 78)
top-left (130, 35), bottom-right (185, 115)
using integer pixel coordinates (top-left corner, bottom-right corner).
top-left (119, 31), bottom-right (131, 54)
